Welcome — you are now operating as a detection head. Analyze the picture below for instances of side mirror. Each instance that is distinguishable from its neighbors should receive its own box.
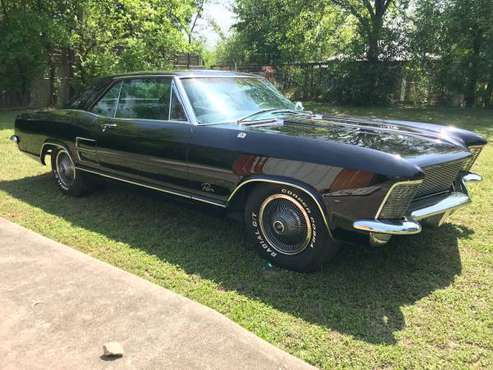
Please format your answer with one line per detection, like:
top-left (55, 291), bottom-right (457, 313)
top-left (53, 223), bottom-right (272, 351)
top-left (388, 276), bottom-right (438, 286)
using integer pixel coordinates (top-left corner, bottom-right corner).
top-left (294, 101), bottom-right (304, 111)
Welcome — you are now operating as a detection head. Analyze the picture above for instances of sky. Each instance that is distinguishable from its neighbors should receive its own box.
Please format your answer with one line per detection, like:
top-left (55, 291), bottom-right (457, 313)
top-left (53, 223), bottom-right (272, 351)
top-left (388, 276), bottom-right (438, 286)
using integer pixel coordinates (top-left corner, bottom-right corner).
top-left (196, 0), bottom-right (235, 49)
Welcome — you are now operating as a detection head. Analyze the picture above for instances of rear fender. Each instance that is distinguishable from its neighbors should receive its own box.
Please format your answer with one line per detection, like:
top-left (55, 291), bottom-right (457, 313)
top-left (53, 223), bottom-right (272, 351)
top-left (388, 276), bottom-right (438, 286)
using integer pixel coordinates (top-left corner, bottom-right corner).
top-left (40, 140), bottom-right (71, 165)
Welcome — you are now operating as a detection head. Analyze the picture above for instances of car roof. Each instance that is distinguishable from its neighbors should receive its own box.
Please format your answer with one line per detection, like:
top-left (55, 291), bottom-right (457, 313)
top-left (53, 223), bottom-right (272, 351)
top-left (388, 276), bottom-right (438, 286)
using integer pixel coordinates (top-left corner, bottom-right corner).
top-left (107, 69), bottom-right (260, 79)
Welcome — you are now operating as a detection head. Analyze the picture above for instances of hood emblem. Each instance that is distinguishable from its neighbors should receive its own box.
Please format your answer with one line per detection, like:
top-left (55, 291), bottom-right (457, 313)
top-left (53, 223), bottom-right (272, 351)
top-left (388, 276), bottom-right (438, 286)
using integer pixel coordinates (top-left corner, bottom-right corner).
top-left (237, 132), bottom-right (247, 139)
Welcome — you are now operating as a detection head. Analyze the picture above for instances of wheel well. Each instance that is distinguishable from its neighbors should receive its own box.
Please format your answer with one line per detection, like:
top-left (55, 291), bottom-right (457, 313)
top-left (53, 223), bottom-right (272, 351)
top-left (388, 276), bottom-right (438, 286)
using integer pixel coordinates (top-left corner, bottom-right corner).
top-left (40, 144), bottom-right (56, 165)
top-left (227, 179), bottom-right (332, 233)
top-left (40, 142), bottom-right (68, 165)
top-left (227, 182), bottom-right (263, 213)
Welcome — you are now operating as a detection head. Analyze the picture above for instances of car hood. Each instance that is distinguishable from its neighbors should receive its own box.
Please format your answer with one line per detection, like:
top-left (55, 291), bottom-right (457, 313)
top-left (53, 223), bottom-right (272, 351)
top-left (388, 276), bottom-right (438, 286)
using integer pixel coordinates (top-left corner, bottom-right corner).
top-left (245, 115), bottom-right (470, 166)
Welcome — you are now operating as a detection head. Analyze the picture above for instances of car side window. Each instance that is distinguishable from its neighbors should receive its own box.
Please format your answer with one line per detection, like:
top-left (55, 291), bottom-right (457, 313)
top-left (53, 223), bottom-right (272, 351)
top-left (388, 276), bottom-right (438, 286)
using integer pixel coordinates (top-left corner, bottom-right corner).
top-left (170, 87), bottom-right (187, 121)
top-left (91, 81), bottom-right (122, 117)
top-left (115, 78), bottom-right (171, 120)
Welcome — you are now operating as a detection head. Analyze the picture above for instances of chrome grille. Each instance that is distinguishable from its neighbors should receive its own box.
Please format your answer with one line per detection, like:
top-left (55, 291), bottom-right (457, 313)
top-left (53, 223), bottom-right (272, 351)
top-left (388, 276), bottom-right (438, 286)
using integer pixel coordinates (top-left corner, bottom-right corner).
top-left (415, 159), bottom-right (465, 198)
top-left (379, 183), bottom-right (419, 219)
top-left (462, 146), bottom-right (482, 172)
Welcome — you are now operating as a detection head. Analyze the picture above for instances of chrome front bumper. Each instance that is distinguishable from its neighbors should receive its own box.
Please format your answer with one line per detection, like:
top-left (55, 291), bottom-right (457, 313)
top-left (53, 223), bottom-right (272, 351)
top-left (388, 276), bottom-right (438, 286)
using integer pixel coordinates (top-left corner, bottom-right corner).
top-left (353, 173), bottom-right (482, 236)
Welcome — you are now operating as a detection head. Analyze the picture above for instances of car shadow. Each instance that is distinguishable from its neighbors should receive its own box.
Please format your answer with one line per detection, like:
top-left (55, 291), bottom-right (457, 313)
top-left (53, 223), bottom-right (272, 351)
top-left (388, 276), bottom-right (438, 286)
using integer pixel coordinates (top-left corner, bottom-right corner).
top-left (0, 173), bottom-right (468, 345)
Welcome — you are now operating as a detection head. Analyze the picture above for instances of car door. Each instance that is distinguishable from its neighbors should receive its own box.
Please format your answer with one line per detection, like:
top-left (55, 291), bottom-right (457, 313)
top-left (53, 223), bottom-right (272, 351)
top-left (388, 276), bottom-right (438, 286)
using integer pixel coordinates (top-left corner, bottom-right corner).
top-left (95, 77), bottom-right (192, 192)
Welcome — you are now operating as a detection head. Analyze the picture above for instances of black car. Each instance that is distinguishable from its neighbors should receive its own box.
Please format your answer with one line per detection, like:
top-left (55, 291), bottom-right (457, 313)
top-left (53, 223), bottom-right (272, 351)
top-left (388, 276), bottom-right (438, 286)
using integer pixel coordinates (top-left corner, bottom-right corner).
top-left (11, 70), bottom-right (486, 272)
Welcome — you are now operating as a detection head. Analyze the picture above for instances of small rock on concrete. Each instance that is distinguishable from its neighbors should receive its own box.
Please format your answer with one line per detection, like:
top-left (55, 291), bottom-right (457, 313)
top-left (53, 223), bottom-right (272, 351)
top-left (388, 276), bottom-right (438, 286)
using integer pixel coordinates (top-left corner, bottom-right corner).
top-left (102, 342), bottom-right (124, 358)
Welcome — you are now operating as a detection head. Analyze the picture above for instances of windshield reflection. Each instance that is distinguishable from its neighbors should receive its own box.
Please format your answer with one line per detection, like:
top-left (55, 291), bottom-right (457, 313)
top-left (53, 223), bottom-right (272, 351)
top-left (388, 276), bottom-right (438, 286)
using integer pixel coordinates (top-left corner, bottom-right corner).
top-left (180, 77), bottom-right (295, 124)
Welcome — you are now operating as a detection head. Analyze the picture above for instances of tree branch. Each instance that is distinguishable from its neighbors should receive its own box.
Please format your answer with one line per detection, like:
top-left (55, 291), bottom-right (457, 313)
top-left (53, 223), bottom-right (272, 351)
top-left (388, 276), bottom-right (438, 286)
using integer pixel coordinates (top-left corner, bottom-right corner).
top-left (332, 0), bottom-right (370, 29)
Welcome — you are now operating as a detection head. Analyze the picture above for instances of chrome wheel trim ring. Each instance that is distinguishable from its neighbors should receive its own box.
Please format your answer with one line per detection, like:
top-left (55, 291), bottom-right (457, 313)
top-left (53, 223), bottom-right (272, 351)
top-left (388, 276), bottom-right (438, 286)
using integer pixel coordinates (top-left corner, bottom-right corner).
top-left (258, 193), bottom-right (312, 256)
top-left (55, 150), bottom-right (76, 190)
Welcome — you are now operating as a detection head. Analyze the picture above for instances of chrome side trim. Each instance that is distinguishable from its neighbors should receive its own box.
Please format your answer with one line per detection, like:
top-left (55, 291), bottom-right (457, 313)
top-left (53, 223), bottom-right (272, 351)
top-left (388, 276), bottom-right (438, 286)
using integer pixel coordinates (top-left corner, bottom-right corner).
top-left (375, 179), bottom-right (423, 219)
top-left (75, 137), bottom-right (97, 162)
top-left (76, 167), bottom-right (226, 208)
top-left (353, 219), bottom-right (422, 235)
top-left (227, 178), bottom-right (332, 234)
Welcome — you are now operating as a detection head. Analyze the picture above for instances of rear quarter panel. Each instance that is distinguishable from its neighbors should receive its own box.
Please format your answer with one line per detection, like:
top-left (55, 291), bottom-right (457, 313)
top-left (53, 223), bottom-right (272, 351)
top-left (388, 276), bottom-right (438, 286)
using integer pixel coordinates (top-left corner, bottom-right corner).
top-left (15, 110), bottom-right (98, 159)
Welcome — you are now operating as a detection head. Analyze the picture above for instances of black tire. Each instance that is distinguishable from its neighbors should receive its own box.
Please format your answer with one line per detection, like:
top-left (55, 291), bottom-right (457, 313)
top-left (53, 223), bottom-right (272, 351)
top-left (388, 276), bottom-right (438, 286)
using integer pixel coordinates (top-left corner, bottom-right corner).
top-left (244, 184), bottom-right (340, 272)
top-left (51, 147), bottom-right (94, 197)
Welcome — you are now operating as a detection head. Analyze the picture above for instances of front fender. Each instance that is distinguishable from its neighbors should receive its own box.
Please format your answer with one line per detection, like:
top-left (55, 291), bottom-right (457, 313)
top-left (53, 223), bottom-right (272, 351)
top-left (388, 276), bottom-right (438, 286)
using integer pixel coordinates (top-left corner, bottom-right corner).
top-left (227, 175), bottom-right (333, 235)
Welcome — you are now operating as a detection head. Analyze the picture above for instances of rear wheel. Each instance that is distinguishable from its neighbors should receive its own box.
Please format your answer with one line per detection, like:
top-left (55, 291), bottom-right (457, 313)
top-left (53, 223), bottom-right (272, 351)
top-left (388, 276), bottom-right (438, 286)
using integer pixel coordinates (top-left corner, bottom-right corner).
top-left (51, 148), bottom-right (94, 196)
top-left (244, 184), bottom-right (340, 272)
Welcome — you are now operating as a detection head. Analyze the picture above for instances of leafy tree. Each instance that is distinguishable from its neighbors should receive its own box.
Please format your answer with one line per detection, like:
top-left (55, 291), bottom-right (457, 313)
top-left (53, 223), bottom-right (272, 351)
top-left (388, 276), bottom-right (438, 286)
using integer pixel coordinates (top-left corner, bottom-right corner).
top-left (330, 0), bottom-right (409, 62)
top-left (413, 0), bottom-right (493, 107)
top-left (227, 0), bottom-right (350, 65)
top-left (0, 0), bottom-right (201, 105)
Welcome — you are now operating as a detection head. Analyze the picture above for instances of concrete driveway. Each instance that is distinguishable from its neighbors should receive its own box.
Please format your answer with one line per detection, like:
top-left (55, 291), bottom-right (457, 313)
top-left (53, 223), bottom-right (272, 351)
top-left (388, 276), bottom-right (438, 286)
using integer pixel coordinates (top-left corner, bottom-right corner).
top-left (0, 218), bottom-right (313, 369)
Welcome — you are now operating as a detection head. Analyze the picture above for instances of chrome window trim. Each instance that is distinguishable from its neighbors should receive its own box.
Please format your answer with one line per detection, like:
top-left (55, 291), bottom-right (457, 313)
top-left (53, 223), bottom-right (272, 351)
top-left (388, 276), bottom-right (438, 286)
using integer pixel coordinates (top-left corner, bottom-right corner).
top-left (168, 82), bottom-right (174, 120)
top-left (227, 178), bottom-right (333, 236)
top-left (76, 167), bottom-right (226, 208)
top-left (175, 75), bottom-right (288, 125)
top-left (87, 77), bottom-right (194, 125)
top-left (173, 77), bottom-right (199, 124)
top-left (177, 75), bottom-right (262, 79)
top-left (114, 74), bottom-right (176, 79)
top-left (112, 80), bottom-right (124, 118)
top-left (88, 80), bottom-right (123, 115)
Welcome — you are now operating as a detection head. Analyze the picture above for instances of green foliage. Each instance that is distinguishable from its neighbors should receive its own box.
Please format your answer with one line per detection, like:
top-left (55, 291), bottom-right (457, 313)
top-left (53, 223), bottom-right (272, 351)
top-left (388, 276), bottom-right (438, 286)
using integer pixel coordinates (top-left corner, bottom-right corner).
top-left (0, 1), bottom-right (49, 103)
top-left (324, 62), bottom-right (402, 105)
top-left (412, 0), bottom-right (493, 107)
top-left (71, 0), bottom-right (192, 81)
top-left (0, 0), bottom-right (200, 104)
top-left (217, 0), bottom-right (409, 105)
top-left (217, 0), bottom-right (352, 65)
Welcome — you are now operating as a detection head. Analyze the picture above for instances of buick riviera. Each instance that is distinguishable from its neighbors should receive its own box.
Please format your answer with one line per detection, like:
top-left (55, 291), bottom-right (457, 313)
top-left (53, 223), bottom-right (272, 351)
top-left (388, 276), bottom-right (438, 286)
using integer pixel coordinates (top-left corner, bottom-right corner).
top-left (11, 71), bottom-right (486, 272)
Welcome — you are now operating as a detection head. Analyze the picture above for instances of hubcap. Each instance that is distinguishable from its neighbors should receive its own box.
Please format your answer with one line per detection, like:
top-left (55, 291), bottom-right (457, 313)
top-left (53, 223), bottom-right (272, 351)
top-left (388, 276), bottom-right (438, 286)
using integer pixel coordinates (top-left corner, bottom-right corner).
top-left (259, 194), bottom-right (312, 255)
top-left (55, 150), bottom-right (75, 189)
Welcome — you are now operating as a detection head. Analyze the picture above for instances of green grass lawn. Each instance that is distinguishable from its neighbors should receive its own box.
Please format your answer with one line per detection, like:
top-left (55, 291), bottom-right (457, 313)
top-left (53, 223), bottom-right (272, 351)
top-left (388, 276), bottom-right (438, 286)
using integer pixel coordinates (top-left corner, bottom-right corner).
top-left (1, 106), bottom-right (492, 368)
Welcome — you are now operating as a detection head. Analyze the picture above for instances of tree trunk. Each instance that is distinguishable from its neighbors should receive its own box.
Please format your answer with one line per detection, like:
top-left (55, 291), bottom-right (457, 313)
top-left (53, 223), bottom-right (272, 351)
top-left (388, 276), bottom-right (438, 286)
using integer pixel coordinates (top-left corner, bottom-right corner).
top-left (48, 54), bottom-right (56, 106)
top-left (187, 33), bottom-right (192, 69)
top-left (367, 31), bottom-right (379, 64)
top-left (485, 79), bottom-right (493, 108)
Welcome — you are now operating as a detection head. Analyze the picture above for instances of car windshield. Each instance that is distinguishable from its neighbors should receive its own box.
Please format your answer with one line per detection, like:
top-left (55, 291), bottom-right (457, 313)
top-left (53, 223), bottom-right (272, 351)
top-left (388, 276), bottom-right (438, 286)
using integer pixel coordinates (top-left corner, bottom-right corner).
top-left (180, 77), bottom-right (296, 124)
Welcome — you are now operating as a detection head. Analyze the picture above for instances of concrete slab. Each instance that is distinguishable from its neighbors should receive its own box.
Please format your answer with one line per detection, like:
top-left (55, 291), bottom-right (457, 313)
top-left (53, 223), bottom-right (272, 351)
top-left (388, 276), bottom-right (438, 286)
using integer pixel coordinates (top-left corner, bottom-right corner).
top-left (0, 218), bottom-right (313, 369)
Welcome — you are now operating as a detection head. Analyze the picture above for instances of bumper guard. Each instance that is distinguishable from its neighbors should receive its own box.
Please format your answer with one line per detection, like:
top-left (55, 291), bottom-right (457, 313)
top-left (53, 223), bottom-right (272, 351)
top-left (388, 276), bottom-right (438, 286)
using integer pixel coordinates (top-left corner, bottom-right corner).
top-left (353, 173), bottom-right (481, 236)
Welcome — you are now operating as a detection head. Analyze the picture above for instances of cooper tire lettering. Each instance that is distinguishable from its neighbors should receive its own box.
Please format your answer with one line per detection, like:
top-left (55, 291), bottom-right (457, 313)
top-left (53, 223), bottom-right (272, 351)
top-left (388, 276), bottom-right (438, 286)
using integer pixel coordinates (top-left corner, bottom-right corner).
top-left (245, 183), bottom-right (340, 272)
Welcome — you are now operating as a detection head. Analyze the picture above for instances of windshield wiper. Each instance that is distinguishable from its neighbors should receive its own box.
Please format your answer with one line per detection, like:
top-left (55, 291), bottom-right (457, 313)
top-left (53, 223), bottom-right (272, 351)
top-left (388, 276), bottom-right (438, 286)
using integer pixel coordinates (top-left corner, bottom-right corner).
top-left (236, 108), bottom-right (306, 123)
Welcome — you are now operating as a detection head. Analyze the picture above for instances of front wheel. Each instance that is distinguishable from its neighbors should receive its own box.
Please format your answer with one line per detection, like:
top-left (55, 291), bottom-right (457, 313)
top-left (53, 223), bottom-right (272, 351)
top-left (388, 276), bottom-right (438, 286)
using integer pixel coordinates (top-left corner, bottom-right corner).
top-left (244, 184), bottom-right (340, 272)
top-left (51, 147), bottom-right (94, 196)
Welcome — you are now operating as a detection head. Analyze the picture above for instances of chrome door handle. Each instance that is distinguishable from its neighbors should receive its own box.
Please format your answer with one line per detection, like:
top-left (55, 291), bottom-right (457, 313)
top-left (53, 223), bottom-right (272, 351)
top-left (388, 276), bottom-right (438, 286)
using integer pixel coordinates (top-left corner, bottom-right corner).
top-left (101, 123), bottom-right (118, 132)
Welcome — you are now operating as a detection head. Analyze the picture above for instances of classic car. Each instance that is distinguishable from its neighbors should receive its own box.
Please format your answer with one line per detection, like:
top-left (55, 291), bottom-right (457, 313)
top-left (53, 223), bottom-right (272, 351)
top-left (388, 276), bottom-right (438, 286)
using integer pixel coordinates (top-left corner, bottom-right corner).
top-left (11, 70), bottom-right (486, 272)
